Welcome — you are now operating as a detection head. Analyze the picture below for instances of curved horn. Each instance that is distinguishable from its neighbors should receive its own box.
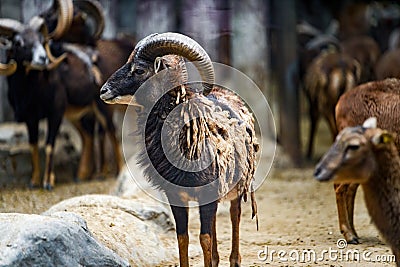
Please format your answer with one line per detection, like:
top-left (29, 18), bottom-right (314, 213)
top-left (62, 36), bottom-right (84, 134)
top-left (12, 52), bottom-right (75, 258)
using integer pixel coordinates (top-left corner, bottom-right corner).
top-left (49, 0), bottom-right (74, 39)
top-left (0, 18), bottom-right (24, 36)
top-left (44, 41), bottom-right (67, 69)
top-left (74, 0), bottom-right (105, 40)
top-left (134, 32), bottom-right (215, 95)
top-left (0, 60), bottom-right (17, 76)
top-left (306, 34), bottom-right (340, 50)
top-left (0, 37), bottom-right (16, 76)
top-left (297, 20), bottom-right (321, 36)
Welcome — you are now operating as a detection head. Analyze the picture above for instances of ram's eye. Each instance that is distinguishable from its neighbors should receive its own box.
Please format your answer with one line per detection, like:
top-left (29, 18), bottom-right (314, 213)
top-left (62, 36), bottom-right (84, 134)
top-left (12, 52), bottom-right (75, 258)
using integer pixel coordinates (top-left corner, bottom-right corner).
top-left (134, 69), bottom-right (145, 75)
top-left (14, 36), bottom-right (24, 47)
top-left (347, 144), bottom-right (360, 151)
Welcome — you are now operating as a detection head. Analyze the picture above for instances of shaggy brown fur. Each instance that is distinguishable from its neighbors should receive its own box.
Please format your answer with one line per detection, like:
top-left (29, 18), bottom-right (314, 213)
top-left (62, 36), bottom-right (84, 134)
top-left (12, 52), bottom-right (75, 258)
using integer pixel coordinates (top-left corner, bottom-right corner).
top-left (101, 41), bottom-right (259, 266)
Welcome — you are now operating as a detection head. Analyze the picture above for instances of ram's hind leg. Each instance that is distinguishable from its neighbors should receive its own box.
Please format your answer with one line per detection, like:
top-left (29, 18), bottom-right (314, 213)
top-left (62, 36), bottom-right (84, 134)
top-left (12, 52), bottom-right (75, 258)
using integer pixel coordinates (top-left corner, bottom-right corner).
top-left (230, 197), bottom-right (242, 267)
top-left (43, 144), bottom-right (55, 190)
top-left (212, 214), bottom-right (219, 266)
top-left (29, 143), bottom-right (40, 188)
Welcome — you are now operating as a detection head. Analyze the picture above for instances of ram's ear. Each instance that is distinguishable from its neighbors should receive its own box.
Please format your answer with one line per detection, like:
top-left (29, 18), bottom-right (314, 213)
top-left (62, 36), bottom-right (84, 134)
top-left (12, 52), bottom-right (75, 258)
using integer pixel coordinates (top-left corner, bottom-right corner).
top-left (154, 57), bottom-right (168, 73)
top-left (154, 57), bottom-right (179, 73)
top-left (156, 56), bottom-right (185, 71)
top-left (371, 130), bottom-right (394, 145)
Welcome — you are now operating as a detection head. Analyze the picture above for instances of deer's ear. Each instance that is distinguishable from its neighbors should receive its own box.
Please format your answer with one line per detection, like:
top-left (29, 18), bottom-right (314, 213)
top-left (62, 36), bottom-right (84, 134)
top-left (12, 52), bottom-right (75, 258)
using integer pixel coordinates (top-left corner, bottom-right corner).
top-left (371, 131), bottom-right (394, 145)
top-left (363, 117), bottom-right (377, 129)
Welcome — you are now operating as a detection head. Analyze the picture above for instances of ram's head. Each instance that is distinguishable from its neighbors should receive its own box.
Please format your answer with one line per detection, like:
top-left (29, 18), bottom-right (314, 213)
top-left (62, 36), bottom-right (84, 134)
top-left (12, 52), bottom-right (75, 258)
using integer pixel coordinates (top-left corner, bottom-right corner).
top-left (100, 32), bottom-right (215, 106)
top-left (0, 0), bottom-right (73, 75)
top-left (0, 16), bottom-right (69, 75)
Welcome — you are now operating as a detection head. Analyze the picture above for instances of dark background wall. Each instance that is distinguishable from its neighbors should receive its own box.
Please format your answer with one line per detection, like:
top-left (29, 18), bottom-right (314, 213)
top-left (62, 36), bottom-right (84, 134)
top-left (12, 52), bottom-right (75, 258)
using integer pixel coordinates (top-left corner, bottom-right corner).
top-left (0, 0), bottom-right (399, 164)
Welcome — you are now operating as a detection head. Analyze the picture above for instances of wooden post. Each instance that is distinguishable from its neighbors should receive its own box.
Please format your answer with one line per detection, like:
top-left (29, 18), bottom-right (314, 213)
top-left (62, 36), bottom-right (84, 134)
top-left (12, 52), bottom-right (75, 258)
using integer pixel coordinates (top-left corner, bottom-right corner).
top-left (274, 0), bottom-right (302, 166)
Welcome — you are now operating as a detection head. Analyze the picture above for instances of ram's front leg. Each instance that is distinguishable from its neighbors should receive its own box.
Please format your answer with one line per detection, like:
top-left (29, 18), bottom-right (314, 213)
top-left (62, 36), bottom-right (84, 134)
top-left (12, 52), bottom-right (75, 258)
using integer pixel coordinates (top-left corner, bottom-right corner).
top-left (70, 116), bottom-right (95, 181)
top-left (43, 114), bottom-right (63, 190)
top-left (199, 201), bottom-right (218, 267)
top-left (26, 120), bottom-right (40, 188)
top-left (170, 205), bottom-right (189, 267)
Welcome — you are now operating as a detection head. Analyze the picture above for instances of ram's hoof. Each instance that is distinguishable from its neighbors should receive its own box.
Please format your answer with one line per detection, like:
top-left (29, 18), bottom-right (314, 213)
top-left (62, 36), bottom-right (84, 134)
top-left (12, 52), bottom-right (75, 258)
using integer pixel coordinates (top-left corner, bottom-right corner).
top-left (43, 183), bottom-right (53, 191)
top-left (28, 182), bottom-right (40, 190)
top-left (94, 173), bottom-right (106, 181)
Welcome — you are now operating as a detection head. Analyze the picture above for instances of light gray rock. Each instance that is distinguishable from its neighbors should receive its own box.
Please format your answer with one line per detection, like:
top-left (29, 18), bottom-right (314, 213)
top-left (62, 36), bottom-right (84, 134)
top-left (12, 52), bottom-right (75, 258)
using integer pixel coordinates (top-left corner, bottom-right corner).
top-left (0, 212), bottom-right (129, 267)
top-left (112, 154), bottom-right (169, 205)
top-left (43, 194), bottom-right (179, 267)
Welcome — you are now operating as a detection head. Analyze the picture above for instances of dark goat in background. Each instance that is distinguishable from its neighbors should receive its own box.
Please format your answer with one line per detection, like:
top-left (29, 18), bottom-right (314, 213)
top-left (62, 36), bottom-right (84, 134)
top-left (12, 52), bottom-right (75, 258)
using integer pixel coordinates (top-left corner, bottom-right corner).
top-left (100, 32), bottom-right (259, 267)
top-left (340, 35), bottom-right (380, 83)
top-left (0, 17), bottom-right (70, 189)
top-left (50, 40), bottom-right (123, 182)
top-left (302, 48), bottom-right (360, 158)
top-left (0, 2), bottom-right (124, 188)
top-left (295, 20), bottom-right (359, 159)
top-left (43, 0), bottom-right (131, 177)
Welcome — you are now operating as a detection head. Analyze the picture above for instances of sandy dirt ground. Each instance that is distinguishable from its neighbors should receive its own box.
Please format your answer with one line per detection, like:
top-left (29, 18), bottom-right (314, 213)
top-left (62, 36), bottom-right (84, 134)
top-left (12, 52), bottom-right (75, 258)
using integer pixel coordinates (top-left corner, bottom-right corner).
top-left (0, 163), bottom-right (396, 267)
